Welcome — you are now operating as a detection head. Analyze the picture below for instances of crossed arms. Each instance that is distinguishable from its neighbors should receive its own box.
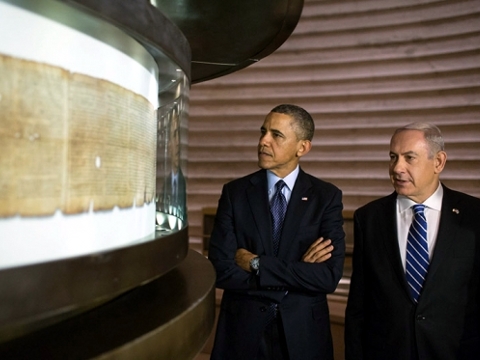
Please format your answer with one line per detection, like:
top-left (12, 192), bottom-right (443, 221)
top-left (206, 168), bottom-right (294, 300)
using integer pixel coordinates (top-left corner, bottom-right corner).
top-left (235, 237), bottom-right (334, 271)
top-left (208, 180), bottom-right (345, 295)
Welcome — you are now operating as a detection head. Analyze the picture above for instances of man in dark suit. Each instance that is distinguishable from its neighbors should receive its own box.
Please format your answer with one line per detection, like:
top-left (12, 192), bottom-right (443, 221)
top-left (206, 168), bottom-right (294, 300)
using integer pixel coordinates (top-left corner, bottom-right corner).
top-left (345, 123), bottom-right (480, 359)
top-left (208, 104), bottom-right (345, 360)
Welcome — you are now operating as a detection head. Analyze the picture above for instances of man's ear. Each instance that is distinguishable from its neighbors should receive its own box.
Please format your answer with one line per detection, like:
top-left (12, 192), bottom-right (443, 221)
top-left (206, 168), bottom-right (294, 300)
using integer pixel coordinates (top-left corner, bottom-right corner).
top-left (297, 140), bottom-right (312, 158)
top-left (434, 150), bottom-right (447, 174)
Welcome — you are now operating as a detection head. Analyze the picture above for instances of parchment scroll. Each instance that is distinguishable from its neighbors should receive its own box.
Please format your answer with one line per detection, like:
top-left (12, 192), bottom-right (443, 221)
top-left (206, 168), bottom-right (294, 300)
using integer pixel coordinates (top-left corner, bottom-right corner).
top-left (0, 54), bottom-right (156, 217)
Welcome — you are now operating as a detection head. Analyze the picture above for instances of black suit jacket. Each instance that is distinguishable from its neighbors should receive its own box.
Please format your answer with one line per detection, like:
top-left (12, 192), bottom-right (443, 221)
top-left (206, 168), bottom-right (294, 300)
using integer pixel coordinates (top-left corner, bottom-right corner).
top-left (345, 185), bottom-right (480, 360)
top-left (208, 168), bottom-right (345, 360)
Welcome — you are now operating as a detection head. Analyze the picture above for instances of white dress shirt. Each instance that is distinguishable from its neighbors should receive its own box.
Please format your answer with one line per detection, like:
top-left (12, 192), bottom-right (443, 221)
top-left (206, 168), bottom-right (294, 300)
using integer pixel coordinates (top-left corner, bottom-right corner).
top-left (396, 183), bottom-right (443, 270)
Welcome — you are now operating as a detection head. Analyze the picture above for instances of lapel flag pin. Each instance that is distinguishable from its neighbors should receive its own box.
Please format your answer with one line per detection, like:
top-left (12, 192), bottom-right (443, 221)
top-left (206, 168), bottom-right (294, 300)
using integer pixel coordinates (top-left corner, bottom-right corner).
top-left (452, 208), bottom-right (460, 214)
top-left (302, 197), bottom-right (308, 201)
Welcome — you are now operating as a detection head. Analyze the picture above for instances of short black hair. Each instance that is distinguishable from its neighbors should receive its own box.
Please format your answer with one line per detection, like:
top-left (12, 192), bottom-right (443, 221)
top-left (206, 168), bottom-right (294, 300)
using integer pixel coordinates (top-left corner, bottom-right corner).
top-left (270, 104), bottom-right (315, 141)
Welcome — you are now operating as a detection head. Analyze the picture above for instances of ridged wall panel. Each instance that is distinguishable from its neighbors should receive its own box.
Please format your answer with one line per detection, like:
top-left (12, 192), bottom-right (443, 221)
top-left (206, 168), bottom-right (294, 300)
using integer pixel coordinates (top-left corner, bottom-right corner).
top-left (187, 0), bottom-right (480, 244)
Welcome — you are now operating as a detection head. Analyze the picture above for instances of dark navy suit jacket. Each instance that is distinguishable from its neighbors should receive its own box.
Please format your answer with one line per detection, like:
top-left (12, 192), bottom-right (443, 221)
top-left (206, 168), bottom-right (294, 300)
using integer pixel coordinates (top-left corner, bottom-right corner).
top-left (209, 168), bottom-right (345, 360)
top-left (345, 185), bottom-right (480, 360)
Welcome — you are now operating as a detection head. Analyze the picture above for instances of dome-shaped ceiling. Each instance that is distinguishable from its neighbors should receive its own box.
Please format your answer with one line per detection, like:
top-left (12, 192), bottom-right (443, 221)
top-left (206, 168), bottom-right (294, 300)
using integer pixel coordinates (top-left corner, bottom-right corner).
top-left (153, 0), bottom-right (304, 83)
top-left (57, 0), bottom-right (303, 84)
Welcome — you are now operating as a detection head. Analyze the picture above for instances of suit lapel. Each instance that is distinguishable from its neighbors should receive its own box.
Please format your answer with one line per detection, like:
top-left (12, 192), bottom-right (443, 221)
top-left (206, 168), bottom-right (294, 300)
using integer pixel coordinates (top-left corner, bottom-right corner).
top-left (381, 193), bottom-right (412, 298)
top-left (277, 170), bottom-right (312, 258)
top-left (246, 170), bottom-right (273, 254)
top-left (422, 186), bottom-right (461, 294)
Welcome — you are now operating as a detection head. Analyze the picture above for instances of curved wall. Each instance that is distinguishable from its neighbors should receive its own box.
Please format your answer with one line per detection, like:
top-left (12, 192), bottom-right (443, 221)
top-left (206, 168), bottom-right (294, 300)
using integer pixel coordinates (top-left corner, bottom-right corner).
top-left (188, 3), bottom-right (480, 356)
top-left (187, 0), bottom-right (480, 245)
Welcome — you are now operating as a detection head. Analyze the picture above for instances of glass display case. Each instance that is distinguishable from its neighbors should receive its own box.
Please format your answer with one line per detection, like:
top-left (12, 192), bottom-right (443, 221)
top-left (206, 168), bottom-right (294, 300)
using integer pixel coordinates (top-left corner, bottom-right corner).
top-left (155, 74), bottom-right (190, 234)
top-left (0, 0), bottom-right (193, 270)
top-left (0, 3), bottom-right (213, 357)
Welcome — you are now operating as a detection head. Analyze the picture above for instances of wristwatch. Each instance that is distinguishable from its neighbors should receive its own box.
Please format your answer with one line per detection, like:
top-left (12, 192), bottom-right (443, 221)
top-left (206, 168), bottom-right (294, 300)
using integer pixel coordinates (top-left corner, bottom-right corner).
top-left (250, 256), bottom-right (260, 272)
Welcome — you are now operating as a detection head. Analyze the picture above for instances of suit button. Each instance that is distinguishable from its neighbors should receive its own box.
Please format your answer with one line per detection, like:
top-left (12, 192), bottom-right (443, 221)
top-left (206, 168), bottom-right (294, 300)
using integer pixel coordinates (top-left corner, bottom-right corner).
top-left (260, 306), bottom-right (267, 312)
top-left (416, 315), bottom-right (426, 321)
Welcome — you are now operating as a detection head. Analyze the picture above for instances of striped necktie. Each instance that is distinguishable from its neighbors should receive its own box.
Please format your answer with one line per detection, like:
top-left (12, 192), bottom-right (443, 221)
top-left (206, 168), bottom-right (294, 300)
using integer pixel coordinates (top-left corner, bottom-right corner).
top-left (270, 180), bottom-right (287, 256)
top-left (406, 204), bottom-right (429, 303)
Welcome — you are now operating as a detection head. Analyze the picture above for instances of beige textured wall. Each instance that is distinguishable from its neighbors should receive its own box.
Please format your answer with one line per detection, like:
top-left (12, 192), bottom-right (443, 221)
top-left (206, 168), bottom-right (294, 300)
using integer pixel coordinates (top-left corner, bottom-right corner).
top-left (187, 0), bottom-right (480, 247)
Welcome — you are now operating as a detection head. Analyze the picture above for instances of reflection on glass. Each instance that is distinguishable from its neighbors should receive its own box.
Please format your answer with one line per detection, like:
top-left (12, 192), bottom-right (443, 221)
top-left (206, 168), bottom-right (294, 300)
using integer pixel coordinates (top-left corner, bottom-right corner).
top-left (155, 74), bottom-right (189, 234)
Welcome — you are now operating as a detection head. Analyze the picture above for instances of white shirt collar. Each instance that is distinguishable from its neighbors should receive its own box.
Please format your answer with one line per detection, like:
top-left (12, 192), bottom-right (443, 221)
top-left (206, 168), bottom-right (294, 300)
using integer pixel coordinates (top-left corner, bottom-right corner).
top-left (397, 182), bottom-right (443, 213)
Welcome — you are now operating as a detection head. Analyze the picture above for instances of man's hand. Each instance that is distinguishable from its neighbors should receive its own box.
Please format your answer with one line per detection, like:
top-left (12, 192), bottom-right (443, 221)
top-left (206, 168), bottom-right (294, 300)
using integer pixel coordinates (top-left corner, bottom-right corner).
top-left (235, 248), bottom-right (257, 272)
top-left (302, 237), bottom-right (333, 263)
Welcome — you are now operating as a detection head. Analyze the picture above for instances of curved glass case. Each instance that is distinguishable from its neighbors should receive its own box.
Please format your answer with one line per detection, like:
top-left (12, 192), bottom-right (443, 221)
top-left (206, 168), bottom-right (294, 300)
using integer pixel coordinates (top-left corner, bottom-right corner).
top-left (0, 0), bottom-right (194, 341)
top-left (155, 74), bottom-right (190, 233)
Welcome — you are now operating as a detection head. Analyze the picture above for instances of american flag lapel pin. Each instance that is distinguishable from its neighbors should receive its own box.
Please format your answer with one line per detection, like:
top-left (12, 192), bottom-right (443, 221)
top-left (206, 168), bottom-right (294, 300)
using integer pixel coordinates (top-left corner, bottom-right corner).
top-left (452, 208), bottom-right (460, 214)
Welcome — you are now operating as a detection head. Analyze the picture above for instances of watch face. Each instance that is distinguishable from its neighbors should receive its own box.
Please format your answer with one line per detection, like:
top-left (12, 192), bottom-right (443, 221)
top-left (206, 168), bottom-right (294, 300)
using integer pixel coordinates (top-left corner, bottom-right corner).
top-left (250, 257), bottom-right (259, 270)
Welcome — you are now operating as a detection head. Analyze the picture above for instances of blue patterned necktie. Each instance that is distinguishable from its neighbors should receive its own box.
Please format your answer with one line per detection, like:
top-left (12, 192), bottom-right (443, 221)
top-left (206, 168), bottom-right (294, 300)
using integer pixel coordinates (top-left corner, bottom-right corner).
top-left (406, 204), bottom-right (429, 303)
top-left (266, 180), bottom-right (287, 323)
top-left (270, 180), bottom-right (287, 257)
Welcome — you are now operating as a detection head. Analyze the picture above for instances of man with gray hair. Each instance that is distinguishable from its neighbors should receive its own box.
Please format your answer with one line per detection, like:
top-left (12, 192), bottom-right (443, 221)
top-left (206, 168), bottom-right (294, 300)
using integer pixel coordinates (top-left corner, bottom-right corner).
top-left (345, 123), bottom-right (480, 359)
